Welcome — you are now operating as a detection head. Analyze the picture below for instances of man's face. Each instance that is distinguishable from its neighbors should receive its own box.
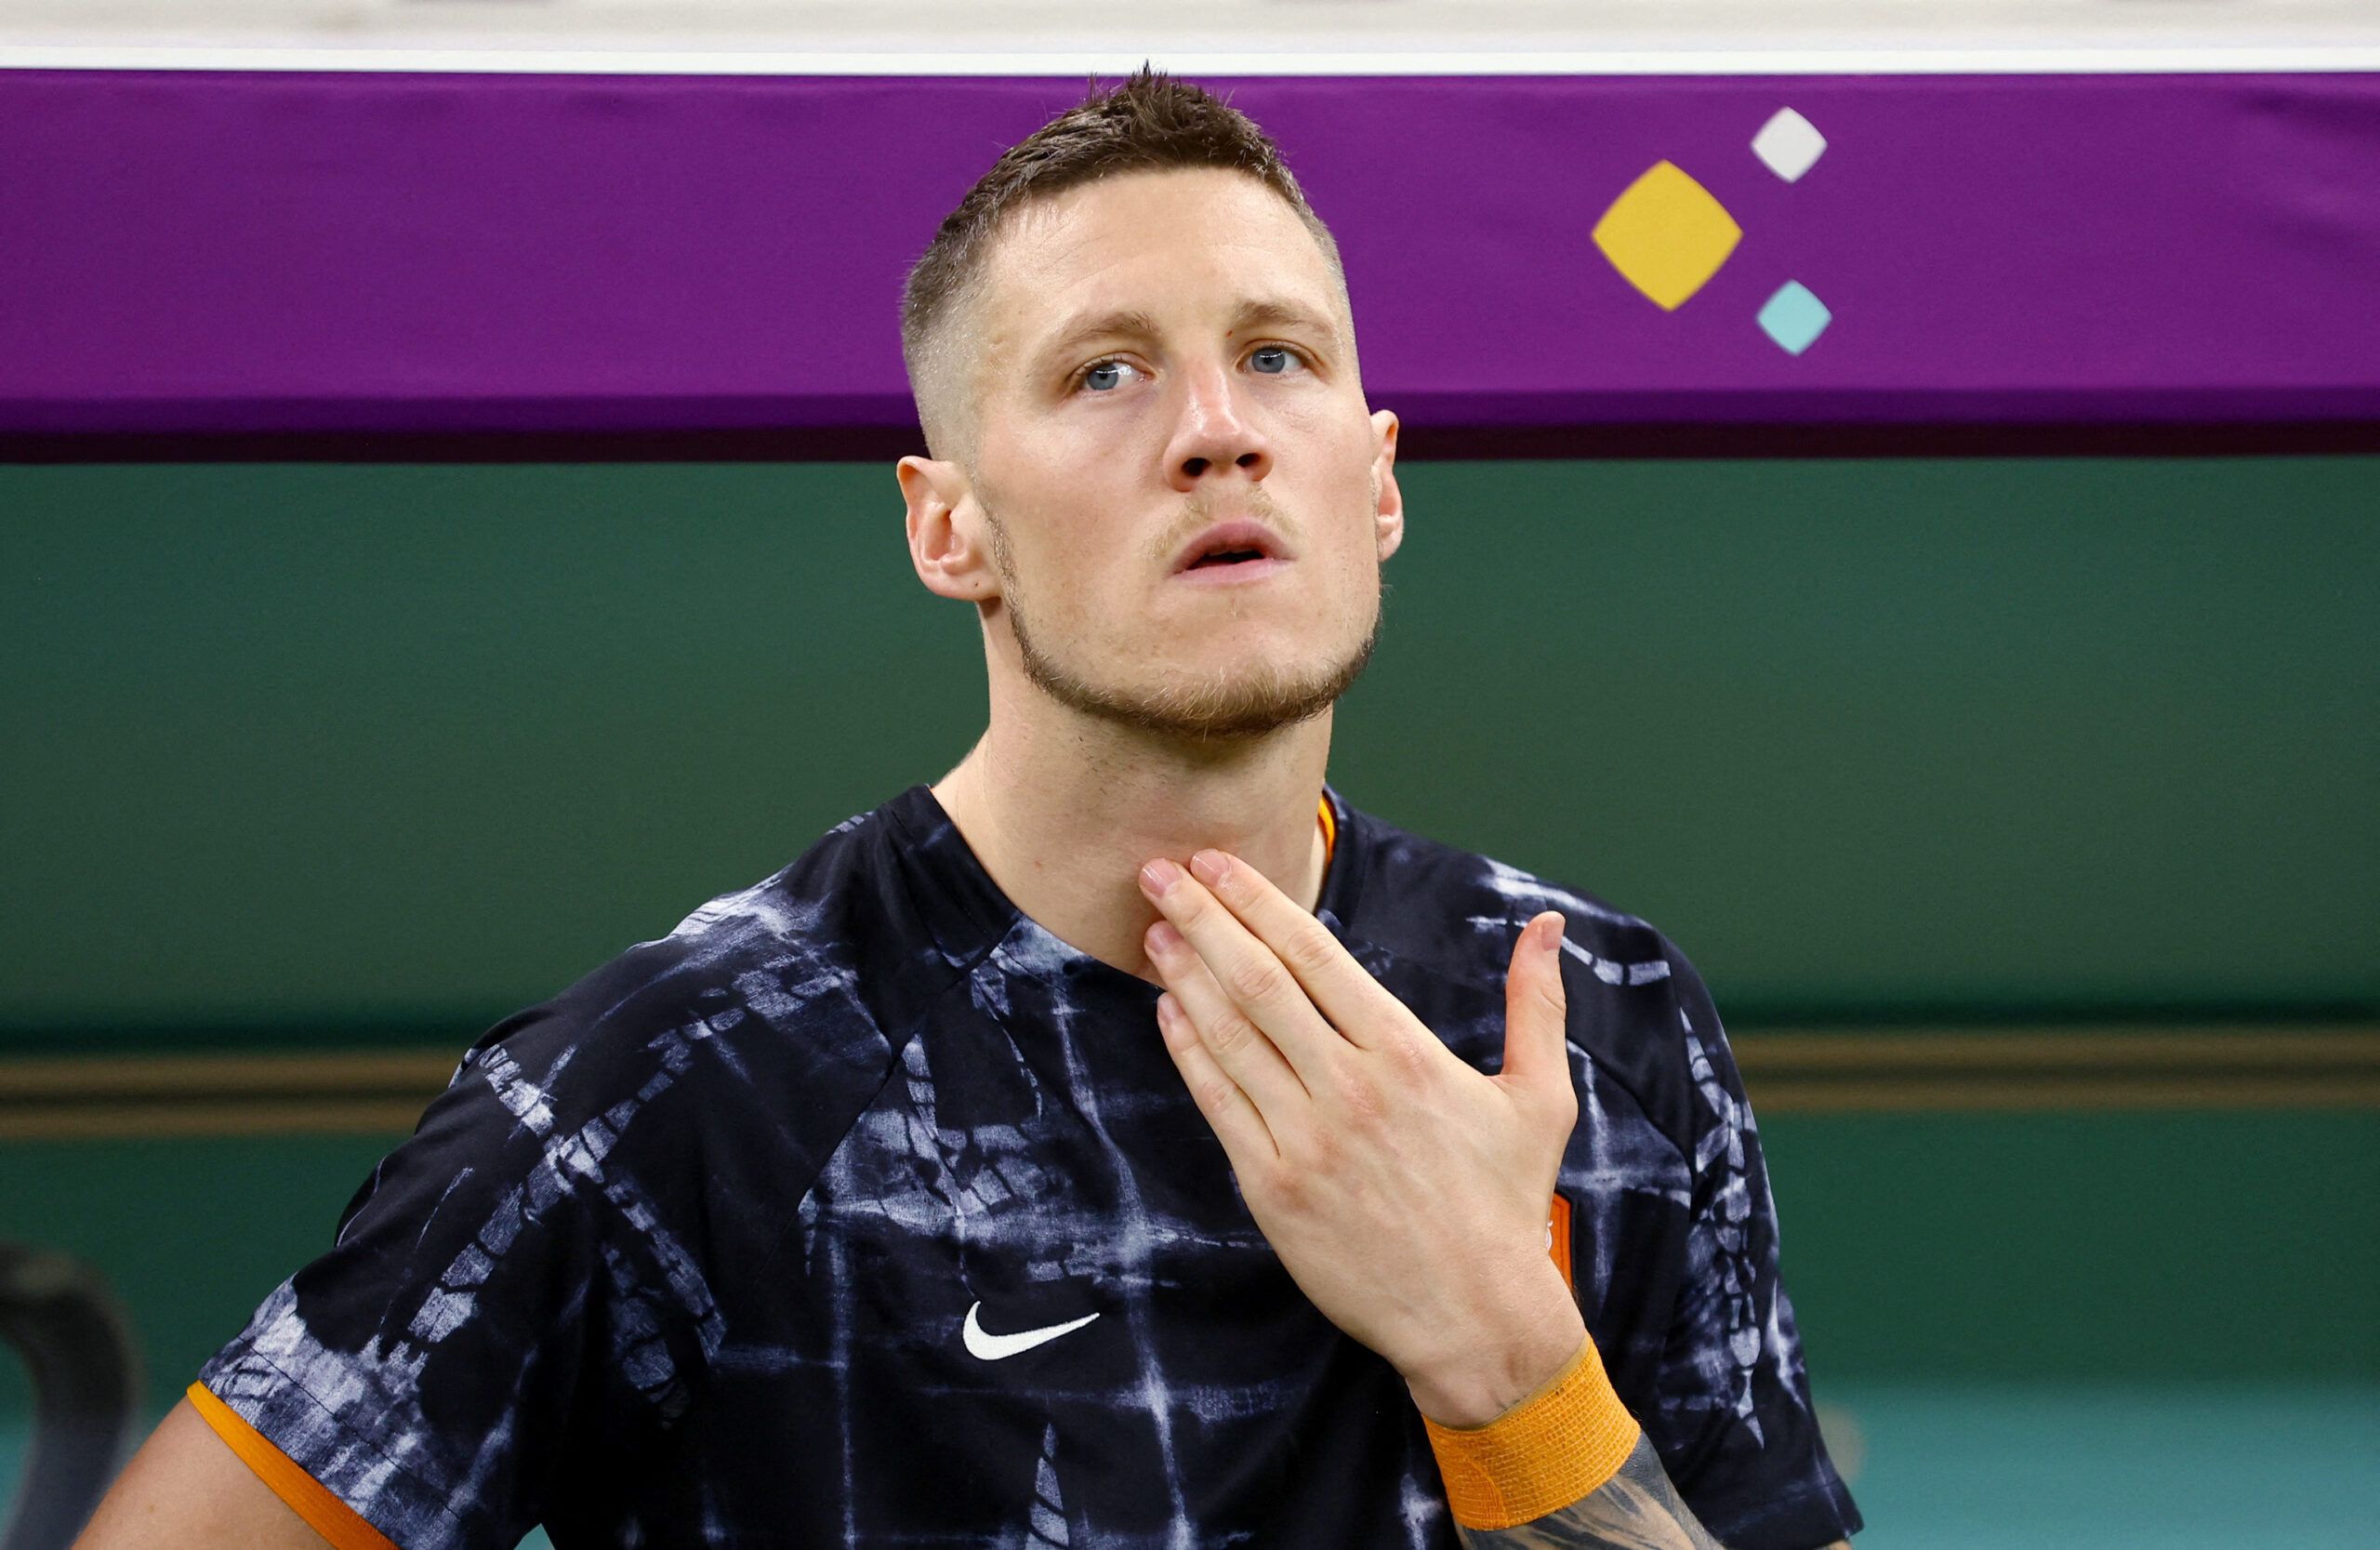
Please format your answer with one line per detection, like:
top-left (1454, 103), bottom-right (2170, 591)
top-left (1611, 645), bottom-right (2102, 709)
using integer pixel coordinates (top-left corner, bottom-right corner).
top-left (953, 166), bottom-right (1403, 742)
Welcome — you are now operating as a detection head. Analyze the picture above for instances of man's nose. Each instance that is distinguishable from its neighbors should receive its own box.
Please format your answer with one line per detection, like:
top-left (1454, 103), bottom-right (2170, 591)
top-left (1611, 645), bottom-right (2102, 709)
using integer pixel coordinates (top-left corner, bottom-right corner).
top-left (1163, 361), bottom-right (1274, 492)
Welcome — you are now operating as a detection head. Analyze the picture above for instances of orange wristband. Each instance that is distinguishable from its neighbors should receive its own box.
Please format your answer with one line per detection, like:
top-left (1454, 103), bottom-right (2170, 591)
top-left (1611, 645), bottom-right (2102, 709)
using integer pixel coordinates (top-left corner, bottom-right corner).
top-left (1420, 1334), bottom-right (1643, 1530)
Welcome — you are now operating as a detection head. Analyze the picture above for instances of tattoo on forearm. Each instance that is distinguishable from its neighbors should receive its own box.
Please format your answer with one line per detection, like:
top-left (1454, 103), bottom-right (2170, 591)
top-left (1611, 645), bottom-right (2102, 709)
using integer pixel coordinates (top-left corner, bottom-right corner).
top-left (1450, 1433), bottom-right (1728, 1550)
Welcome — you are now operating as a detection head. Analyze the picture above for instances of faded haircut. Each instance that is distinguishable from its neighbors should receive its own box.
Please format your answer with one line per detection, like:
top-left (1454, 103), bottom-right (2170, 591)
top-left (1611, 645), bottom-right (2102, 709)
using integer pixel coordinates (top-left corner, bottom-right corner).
top-left (899, 65), bottom-right (1350, 463)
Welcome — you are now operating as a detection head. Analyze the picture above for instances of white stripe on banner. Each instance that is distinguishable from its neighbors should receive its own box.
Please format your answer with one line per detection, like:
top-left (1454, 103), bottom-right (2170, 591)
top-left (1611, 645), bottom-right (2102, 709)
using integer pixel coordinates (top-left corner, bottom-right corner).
top-left (6, 46), bottom-right (2380, 76)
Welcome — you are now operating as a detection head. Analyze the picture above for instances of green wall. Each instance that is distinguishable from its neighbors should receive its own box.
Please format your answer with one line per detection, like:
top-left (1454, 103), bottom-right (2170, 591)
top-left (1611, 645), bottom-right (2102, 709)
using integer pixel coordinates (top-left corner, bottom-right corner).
top-left (4, 457), bottom-right (2373, 1048)
top-left (2, 457), bottom-right (2374, 1415)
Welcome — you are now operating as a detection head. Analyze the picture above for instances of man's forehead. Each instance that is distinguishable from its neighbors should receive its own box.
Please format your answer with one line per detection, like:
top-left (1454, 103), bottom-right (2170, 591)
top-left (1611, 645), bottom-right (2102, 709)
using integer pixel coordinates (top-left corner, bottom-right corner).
top-left (978, 169), bottom-right (1346, 349)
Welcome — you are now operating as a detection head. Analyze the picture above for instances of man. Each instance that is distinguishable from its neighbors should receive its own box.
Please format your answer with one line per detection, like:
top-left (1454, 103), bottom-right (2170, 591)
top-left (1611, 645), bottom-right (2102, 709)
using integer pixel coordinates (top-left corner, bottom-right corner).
top-left (73, 70), bottom-right (1860, 1550)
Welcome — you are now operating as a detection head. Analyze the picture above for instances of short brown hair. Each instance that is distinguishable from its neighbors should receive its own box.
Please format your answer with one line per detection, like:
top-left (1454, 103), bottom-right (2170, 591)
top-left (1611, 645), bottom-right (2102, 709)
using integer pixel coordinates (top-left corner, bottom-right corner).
top-left (900, 66), bottom-right (1348, 459)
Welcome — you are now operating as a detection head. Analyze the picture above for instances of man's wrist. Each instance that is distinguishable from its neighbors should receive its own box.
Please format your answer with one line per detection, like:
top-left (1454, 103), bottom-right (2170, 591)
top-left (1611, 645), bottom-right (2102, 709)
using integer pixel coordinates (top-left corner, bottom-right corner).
top-left (1414, 1327), bottom-right (1645, 1532)
top-left (1400, 1271), bottom-right (1588, 1429)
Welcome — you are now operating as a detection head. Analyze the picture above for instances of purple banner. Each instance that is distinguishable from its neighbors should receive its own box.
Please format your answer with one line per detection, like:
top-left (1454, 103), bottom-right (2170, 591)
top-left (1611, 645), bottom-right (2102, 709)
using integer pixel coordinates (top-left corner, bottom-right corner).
top-left (3, 70), bottom-right (2378, 438)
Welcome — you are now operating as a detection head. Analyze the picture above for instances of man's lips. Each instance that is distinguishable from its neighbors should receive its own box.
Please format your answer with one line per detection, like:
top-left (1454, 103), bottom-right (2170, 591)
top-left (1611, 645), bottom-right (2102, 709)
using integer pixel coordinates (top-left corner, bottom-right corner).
top-left (1171, 519), bottom-right (1291, 575)
top-left (1170, 555), bottom-right (1290, 587)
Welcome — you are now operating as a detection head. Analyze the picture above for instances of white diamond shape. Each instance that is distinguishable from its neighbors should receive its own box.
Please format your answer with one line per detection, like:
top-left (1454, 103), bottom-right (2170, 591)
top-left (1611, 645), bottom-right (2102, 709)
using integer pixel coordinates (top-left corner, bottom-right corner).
top-left (1752, 107), bottom-right (1826, 182)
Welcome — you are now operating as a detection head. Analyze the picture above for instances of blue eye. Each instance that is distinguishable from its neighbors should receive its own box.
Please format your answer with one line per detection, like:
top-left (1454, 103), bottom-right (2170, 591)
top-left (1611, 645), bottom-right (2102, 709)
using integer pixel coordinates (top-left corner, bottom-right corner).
top-left (1079, 359), bottom-right (1137, 392)
top-left (1250, 346), bottom-right (1300, 375)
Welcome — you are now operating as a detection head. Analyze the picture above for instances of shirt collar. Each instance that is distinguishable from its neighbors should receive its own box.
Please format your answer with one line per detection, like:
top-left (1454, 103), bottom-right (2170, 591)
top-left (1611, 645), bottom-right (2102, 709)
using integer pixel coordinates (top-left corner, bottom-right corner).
top-left (880, 782), bottom-right (1365, 994)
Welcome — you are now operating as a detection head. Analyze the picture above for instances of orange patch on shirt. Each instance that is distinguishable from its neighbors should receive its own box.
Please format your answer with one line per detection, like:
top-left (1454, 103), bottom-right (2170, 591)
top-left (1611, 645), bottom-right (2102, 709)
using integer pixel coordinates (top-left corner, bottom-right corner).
top-left (1547, 1193), bottom-right (1574, 1292)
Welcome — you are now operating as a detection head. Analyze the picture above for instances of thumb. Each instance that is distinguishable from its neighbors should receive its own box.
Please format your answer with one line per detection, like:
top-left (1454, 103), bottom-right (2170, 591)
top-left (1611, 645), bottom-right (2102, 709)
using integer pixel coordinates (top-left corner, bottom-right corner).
top-left (1499, 910), bottom-right (1571, 1099)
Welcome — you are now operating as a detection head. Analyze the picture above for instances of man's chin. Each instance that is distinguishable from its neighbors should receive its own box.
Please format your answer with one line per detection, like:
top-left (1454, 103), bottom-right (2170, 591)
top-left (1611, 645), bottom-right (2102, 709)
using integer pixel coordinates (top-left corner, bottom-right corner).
top-left (1008, 594), bottom-right (1382, 743)
top-left (1144, 696), bottom-right (1338, 743)
top-left (1047, 654), bottom-right (1372, 741)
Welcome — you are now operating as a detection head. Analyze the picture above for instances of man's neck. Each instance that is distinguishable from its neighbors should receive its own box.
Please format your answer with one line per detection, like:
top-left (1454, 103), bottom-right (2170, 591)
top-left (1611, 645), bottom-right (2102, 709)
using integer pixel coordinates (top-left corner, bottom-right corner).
top-left (930, 711), bottom-right (1333, 989)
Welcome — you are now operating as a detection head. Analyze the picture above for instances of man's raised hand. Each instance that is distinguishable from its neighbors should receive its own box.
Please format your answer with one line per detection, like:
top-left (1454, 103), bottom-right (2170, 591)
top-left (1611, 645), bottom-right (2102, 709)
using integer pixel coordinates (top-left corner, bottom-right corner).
top-left (1136, 848), bottom-right (1587, 1426)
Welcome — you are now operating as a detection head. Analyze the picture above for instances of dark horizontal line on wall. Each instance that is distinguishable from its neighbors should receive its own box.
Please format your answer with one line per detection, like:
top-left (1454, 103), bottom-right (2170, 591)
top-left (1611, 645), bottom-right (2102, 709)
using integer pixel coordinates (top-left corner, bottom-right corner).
top-left (1702, 998), bottom-right (2380, 1030)
top-left (5, 419), bottom-right (2378, 465)
top-left (0, 1051), bottom-right (456, 1142)
top-left (2, 1027), bottom-right (2373, 1140)
top-left (0, 1016), bottom-right (489, 1061)
top-left (0, 1097), bottom-right (438, 1143)
top-left (1735, 1027), bottom-right (2380, 1116)
top-left (1731, 1028), bottom-right (2380, 1072)
top-left (1398, 420), bottom-right (2380, 461)
top-left (1749, 1075), bottom-right (2380, 1114)
top-left (0, 1051), bottom-right (457, 1099)
top-left (0, 426), bottom-right (933, 464)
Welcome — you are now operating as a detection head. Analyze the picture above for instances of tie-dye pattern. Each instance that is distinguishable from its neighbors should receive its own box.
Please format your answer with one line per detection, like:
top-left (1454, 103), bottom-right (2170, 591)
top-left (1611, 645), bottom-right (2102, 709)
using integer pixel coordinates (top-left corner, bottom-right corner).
top-left (198, 784), bottom-right (1859, 1549)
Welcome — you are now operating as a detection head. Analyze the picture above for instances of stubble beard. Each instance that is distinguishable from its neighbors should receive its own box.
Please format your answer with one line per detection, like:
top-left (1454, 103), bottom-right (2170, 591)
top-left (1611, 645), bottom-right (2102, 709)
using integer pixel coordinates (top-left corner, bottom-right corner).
top-left (983, 506), bottom-right (1385, 743)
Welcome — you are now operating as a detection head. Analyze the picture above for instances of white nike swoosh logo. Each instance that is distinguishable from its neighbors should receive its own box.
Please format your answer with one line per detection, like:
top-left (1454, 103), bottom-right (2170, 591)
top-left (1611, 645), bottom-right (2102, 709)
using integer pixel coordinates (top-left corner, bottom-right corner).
top-left (962, 1301), bottom-right (1102, 1361)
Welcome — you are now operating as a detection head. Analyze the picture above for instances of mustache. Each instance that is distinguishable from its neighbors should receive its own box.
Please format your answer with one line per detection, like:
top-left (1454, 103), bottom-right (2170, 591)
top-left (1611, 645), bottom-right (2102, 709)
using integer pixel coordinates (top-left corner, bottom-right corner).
top-left (1163, 487), bottom-right (1299, 561)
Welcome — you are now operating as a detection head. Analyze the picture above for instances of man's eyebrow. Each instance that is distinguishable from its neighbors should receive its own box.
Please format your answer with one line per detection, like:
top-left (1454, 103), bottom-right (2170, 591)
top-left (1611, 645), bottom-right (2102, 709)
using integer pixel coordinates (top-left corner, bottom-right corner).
top-left (1226, 298), bottom-right (1342, 342)
top-left (1033, 308), bottom-right (1164, 376)
top-left (1030, 298), bottom-right (1342, 377)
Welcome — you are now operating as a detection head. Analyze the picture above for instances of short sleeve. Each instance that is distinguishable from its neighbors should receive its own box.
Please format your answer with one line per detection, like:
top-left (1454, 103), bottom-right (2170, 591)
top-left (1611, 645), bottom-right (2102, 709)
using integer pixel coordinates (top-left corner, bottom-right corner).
top-left (194, 1014), bottom-right (671, 1550)
top-left (1643, 940), bottom-right (1864, 1549)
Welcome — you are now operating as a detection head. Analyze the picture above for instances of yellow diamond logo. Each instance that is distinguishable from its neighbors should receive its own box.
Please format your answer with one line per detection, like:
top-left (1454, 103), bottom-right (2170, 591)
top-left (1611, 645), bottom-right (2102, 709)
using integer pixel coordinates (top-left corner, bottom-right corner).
top-left (1592, 161), bottom-right (1742, 311)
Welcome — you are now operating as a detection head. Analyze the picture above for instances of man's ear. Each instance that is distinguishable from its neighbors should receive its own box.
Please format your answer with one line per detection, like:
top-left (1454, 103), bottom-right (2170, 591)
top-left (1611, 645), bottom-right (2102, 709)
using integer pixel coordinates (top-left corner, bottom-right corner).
top-left (898, 455), bottom-right (998, 603)
top-left (1369, 409), bottom-right (1405, 563)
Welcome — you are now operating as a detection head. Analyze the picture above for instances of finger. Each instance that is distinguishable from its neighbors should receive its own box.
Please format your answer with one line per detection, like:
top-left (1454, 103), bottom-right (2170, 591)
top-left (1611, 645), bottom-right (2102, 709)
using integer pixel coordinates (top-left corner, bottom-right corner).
top-left (1178, 849), bottom-right (1411, 1053)
top-left (1154, 989), bottom-right (1280, 1161)
top-left (1498, 911), bottom-right (1573, 1104)
top-left (1143, 860), bottom-right (1346, 1086)
top-left (1145, 917), bottom-right (1315, 1122)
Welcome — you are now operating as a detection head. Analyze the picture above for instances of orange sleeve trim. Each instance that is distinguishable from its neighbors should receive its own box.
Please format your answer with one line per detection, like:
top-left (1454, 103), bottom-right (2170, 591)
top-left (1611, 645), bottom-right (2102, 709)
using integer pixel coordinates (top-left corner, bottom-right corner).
top-left (1421, 1333), bottom-right (1642, 1531)
top-left (185, 1381), bottom-right (403, 1550)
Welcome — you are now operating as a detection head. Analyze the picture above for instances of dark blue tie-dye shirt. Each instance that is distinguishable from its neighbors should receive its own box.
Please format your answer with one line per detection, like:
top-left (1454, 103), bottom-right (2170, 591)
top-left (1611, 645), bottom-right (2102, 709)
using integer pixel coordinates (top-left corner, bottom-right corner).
top-left (198, 782), bottom-right (1862, 1549)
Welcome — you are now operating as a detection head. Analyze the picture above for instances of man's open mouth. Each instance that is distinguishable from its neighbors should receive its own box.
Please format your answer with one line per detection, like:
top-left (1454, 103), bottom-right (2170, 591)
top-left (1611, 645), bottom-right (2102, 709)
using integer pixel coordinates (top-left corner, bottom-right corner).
top-left (1172, 520), bottom-right (1291, 575)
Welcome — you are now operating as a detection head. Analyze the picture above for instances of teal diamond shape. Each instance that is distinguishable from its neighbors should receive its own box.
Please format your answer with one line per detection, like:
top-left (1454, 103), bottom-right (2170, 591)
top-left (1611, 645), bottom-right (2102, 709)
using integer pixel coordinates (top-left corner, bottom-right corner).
top-left (1758, 281), bottom-right (1831, 355)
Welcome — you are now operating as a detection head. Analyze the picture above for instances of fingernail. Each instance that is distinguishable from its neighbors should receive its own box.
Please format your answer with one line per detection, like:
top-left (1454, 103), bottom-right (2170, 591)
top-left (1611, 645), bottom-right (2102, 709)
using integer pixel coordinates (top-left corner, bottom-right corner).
top-left (1146, 920), bottom-right (1183, 955)
top-left (1189, 850), bottom-right (1229, 887)
top-left (1140, 858), bottom-right (1181, 897)
top-left (1539, 913), bottom-right (1567, 951)
top-left (1155, 992), bottom-right (1192, 1049)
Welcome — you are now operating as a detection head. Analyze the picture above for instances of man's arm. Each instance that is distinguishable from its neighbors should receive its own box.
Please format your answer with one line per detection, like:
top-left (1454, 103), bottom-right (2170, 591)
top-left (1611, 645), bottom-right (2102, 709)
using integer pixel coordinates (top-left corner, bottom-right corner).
top-left (71, 1398), bottom-right (338, 1550)
top-left (1134, 850), bottom-right (1858, 1550)
top-left (1447, 1430), bottom-right (1850, 1548)
top-left (1420, 1330), bottom-right (1855, 1550)
top-left (1455, 1432), bottom-right (1726, 1548)
top-left (1420, 1329), bottom-right (1728, 1549)
top-left (1459, 1434), bottom-right (1854, 1548)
